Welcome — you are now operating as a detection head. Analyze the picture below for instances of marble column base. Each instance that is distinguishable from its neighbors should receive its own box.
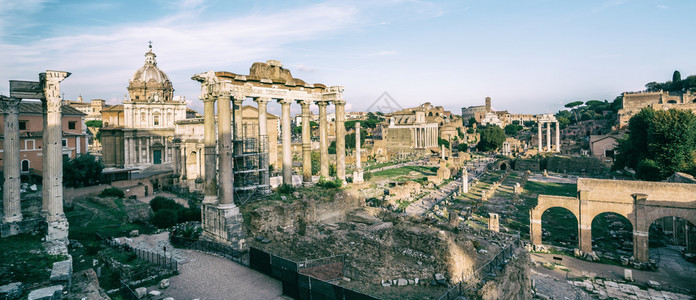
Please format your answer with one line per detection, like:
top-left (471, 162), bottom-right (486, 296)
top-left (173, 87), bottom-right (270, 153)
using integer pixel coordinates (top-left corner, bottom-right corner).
top-left (353, 169), bottom-right (364, 183)
top-left (45, 219), bottom-right (70, 255)
top-left (201, 203), bottom-right (246, 251)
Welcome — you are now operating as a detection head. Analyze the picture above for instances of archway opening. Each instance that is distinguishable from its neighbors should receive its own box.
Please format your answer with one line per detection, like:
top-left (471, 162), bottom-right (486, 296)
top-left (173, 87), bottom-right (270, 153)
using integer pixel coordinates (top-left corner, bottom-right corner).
top-left (500, 163), bottom-right (507, 171)
top-left (541, 207), bottom-right (578, 247)
top-left (591, 212), bottom-right (633, 258)
top-left (649, 217), bottom-right (696, 259)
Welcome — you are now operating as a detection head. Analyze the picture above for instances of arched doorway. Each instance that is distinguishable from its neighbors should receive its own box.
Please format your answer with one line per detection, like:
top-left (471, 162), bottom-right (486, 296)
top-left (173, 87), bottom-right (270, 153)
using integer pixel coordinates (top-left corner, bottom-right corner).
top-left (591, 212), bottom-right (633, 258)
top-left (500, 163), bottom-right (507, 171)
top-left (541, 207), bottom-right (578, 247)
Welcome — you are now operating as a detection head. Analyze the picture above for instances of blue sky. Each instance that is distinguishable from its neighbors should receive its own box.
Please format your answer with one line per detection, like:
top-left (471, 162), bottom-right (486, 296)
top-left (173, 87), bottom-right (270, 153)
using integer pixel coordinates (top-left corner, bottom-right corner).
top-left (1, 0), bottom-right (694, 115)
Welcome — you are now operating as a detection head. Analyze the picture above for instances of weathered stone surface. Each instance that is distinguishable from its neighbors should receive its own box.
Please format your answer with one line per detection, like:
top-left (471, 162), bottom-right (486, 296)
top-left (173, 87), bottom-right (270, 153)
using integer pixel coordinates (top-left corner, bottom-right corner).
top-left (69, 269), bottom-right (109, 300)
top-left (477, 248), bottom-right (532, 300)
top-left (623, 269), bottom-right (633, 282)
top-left (135, 287), bottom-right (147, 298)
top-left (27, 285), bottom-right (62, 300)
top-left (160, 278), bottom-right (170, 289)
top-left (50, 257), bottom-right (72, 288)
top-left (397, 278), bottom-right (408, 286)
top-left (346, 210), bottom-right (380, 225)
top-left (647, 280), bottom-right (661, 290)
top-left (367, 222), bottom-right (392, 232)
top-left (149, 290), bottom-right (162, 296)
top-left (0, 282), bottom-right (22, 299)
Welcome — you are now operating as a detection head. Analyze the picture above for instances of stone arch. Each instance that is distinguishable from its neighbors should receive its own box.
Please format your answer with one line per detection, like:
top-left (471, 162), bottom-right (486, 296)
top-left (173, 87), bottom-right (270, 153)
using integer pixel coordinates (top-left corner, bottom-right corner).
top-left (530, 195), bottom-right (580, 245)
top-left (541, 207), bottom-right (579, 246)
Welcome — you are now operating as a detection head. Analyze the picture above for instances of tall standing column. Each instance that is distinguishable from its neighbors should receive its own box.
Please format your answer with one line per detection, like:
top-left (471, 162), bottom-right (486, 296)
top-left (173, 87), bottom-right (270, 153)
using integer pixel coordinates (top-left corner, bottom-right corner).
top-left (461, 169), bottom-right (468, 193)
top-left (537, 121), bottom-right (542, 152)
top-left (1, 97), bottom-right (22, 223)
top-left (202, 96), bottom-right (218, 204)
top-left (217, 92), bottom-right (234, 206)
top-left (555, 121), bottom-right (560, 152)
top-left (278, 99), bottom-right (293, 185)
top-left (353, 122), bottom-right (363, 182)
top-left (172, 142), bottom-right (180, 179)
top-left (41, 70), bottom-right (70, 250)
top-left (546, 121), bottom-right (551, 152)
top-left (316, 101), bottom-right (329, 178)
top-left (297, 100), bottom-right (312, 183)
top-left (255, 98), bottom-right (270, 187)
top-left (334, 100), bottom-right (346, 180)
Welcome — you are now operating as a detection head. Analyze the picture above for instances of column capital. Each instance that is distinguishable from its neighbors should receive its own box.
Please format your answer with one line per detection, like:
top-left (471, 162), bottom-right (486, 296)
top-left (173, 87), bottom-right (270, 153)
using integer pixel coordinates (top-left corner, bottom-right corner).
top-left (333, 100), bottom-right (346, 106)
top-left (277, 98), bottom-right (293, 105)
top-left (216, 90), bottom-right (231, 99)
top-left (314, 100), bottom-right (329, 107)
top-left (0, 96), bottom-right (21, 114)
top-left (254, 97), bottom-right (271, 104)
top-left (296, 99), bottom-right (311, 108)
top-left (201, 96), bottom-right (216, 103)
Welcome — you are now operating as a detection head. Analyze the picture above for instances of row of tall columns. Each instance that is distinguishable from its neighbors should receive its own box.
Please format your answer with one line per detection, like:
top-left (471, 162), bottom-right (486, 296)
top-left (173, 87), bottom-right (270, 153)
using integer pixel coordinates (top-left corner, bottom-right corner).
top-left (537, 121), bottom-right (561, 153)
top-left (1, 97), bottom-right (22, 223)
top-left (279, 99), bottom-right (292, 184)
top-left (413, 127), bottom-right (436, 149)
top-left (352, 122), bottom-right (363, 182)
top-left (335, 100), bottom-right (346, 180)
top-left (317, 101), bottom-right (329, 178)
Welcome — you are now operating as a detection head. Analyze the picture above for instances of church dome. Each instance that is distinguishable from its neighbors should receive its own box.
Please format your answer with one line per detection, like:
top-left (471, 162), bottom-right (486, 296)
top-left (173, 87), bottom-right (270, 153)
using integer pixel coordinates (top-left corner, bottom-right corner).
top-left (127, 43), bottom-right (174, 102)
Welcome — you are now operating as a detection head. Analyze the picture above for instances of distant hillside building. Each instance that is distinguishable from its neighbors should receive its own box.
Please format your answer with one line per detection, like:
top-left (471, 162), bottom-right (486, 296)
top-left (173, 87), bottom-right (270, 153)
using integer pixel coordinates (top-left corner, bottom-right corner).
top-left (0, 102), bottom-right (87, 175)
top-left (618, 90), bottom-right (696, 128)
top-left (63, 96), bottom-right (106, 121)
top-left (462, 97), bottom-right (536, 127)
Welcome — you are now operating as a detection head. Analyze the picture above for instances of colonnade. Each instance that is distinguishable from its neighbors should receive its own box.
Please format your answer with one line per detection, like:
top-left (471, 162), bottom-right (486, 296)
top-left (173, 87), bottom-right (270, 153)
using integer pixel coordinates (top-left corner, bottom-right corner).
top-left (1, 70), bottom-right (71, 253)
top-left (412, 125), bottom-right (437, 149)
top-left (537, 117), bottom-right (560, 153)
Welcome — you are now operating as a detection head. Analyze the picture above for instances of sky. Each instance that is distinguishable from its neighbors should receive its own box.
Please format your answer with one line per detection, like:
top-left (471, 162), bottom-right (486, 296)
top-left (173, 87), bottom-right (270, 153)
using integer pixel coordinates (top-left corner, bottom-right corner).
top-left (1, 0), bottom-right (695, 116)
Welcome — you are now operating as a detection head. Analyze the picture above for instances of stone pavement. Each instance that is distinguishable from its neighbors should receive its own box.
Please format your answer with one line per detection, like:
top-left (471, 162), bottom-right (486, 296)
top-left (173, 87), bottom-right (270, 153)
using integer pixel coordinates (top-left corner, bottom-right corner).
top-left (405, 179), bottom-right (460, 215)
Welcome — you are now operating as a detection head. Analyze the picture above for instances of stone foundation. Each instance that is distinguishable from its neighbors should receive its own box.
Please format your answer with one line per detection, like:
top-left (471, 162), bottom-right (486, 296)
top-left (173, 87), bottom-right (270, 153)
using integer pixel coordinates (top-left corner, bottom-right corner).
top-left (0, 217), bottom-right (43, 238)
top-left (477, 248), bottom-right (532, 300)
top-left (201, 203), bottom-right (246, 250)
top-left (45, 219), bottom-right (69, 255)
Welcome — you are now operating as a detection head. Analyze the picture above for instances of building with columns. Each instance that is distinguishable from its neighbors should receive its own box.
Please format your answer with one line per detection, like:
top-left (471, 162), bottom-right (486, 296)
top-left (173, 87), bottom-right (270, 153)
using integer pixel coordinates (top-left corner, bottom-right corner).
top-left (0, 102), bottom-right (87, 175)
top-left (101, 45), bottom-right (187, 168)
top-left (536, 113), bottom-right (561, 153)
top-left (381, 108), bottom-right (439, 152)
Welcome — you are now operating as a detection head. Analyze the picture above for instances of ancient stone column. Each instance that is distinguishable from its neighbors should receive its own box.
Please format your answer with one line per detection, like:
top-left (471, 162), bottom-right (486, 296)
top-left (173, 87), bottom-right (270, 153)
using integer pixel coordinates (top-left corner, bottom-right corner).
top-left (217, 91), bottom-right (234, 206)
top-left (537, 121), bottom-right (542, 152)
top-left (488, 213), bottom-right (499, 232)
top-left (316, 100), bottom-right (329, 178)
top-left (297, 100), bottom-right (312, 184)
top-left (441, 144), bottom-right (445, 160)
top-left (578, 190), bottom-right (593, 254)
top-left (555, 121), bottom-right (560, 152)
top-left (353, 122), bottom-right (363, 182)
top-left (546, 121), bottom-right (551, 152)
top-left (172, 141), bottom-right (180, 178)
top-left (232, 97), bottom-right (244, 149)
top-left (202, 95), bottom-right (218, 204)
top-left (1, 97), bottom-right (22, 223)
top-left (461, 169), bottom-right (468, 193)
top-left (334, 100), bottom-right (346, 180)
top-left (41, 70), bottom-right (70, 249)
top-left (255, 97), bottom-right (270, 187)
top-left (278, 99), bottom-right (292, 185)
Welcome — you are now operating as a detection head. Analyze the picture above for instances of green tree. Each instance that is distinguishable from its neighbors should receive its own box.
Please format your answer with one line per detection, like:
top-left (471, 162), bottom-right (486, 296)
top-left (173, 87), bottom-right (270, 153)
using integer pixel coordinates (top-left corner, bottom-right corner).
top-left (673, 70), bottom-right (682, 83)
top-left (63, 154), bottom-right (104, 187)
top-left (504, 124), bottom-right (522, 135)
top-left (614, 107), bottom-right (696, 180)
top-left (438, 138), bottom-right (450, 148)
top-left (564, 101), bottom-right (584, 123)
top-left (476, 125), bottom-right (505, 151)
top-left (85, 120), bottom-right (102, 128)
top-left (468, 117), bottom-right (477, 126)
top-left (346, 129), bottom-right (367, 150)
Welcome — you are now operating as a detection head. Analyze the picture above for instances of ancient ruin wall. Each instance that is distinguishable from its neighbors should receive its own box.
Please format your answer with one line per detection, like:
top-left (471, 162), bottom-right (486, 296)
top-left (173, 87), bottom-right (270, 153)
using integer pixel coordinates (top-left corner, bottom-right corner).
top-left (477, 248), bottom-right (532, 300)
top-left (578, 178), bottom-right (696, 203)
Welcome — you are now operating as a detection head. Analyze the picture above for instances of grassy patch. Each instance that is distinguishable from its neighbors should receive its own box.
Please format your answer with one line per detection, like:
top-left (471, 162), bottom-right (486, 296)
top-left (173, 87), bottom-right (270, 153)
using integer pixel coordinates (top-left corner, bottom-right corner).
top-left (372, 166), bottom-right (437, 180)
top-left (524, 181), bottom-right (577, 197)
top-left (0, 233), bottom-right (68, 287)
top-left (67, 197), bottom-right (156, 242)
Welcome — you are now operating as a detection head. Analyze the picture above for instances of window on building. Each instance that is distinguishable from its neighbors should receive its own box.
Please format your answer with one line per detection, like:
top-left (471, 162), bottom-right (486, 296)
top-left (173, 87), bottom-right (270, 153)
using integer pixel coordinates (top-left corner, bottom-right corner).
top-left (21, 160), bottom-right (29, 172)
top-left (605, 149), bottom-right (614, 158)
top-left (62, 139), bottom-right (68, 147)
top-left (19, 121), bottom-right (27, 130)
top-left (25, 139), bottom-right (35, 150)
top-left (68, 121), bottom-right (76, 130)
top-left (154, 115), bottom-right (160, 126)
top-left (63, 154), bottom-right (69, 160)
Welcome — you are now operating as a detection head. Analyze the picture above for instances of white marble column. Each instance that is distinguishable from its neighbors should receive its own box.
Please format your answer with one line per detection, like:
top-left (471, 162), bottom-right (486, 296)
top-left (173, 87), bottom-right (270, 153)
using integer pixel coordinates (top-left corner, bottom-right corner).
top-left (217, 91), bottom-right (234, 206)
top-left (555, 121), bottom-right (560, 152)
top-left (353, 122), bottom-right (363, 182)
top-left (41, 70), bottom-right (70, 250)
top-left (461, 169), bottom-right (469, 193)
top-left (537, 121), bottom-right (543, 153)
top-left (1, 97), bottom-right (22, 223)
top-left (334, 100), bottom-right (346, 180)
top-left (546, 121), bottom-right (551, 152)
top-left (297, 100), bottom-right (312, 184)
top-left (316, 100), bottom-right (329, 178)
top-left (202, 95), bottom-right (218, 204)
top-left (278, 99), bottom-right (292, 185)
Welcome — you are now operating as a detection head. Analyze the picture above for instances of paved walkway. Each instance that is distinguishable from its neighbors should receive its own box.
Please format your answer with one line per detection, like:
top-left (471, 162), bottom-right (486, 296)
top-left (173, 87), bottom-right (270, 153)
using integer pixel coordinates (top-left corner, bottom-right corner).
top-left (149, 250), bottom-right (286, 300)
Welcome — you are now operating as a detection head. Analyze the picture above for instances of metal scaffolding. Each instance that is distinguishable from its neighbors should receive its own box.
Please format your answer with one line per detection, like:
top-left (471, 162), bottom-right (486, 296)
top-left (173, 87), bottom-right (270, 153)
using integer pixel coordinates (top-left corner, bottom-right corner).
top-left (233, 123), bottom-right (270, 204)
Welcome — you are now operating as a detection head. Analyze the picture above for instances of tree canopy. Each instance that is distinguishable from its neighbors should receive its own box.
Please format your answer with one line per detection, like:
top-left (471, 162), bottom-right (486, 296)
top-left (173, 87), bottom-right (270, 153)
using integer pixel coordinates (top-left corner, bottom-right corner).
top-left (63, 154), bottom-right (104, 187)
top-left (614, 107), bottom-right (696, 180)
top-left (85, 120), bottom-right (102, 128)
top-left (476, 125), bottom-right (505, 151)
top-left (645, 70), bottom-right (696, 92)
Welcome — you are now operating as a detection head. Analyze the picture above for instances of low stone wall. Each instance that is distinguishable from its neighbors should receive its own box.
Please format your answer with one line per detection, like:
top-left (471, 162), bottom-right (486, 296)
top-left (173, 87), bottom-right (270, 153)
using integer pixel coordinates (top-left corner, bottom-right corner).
top-left (514, 159), bottom-right (540, 172)
top-left (547, 156), bottom-right (604, 174)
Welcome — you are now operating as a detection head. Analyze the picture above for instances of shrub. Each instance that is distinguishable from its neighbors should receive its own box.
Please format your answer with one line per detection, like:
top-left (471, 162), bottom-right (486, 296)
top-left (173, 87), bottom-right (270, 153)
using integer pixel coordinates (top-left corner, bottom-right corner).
top-left (317, 176), bottom-right (342, 188)
top-left (85, 241), bottom-right (103, 255)
top-left (150, 196), bottom-right (181, 212)
top-left (277, 184), bottom-right (295, 195)
top-left (363, 172), bottom-right (373, 181)
top-left (151, 209), bottom-right (178, 228)
top-left (99, 187), bottom-right (124, 198)
top-left (177, 207), bottom-right (201, 223)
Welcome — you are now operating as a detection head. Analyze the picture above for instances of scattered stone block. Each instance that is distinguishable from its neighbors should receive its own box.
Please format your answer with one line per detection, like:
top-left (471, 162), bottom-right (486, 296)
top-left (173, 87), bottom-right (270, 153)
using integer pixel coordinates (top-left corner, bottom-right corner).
top-left (397, 278), bottom-right (408, 286)
top-left (135, 287), bottom-right (147, 298)
top-left (408, 279), bottom-right (415, 285)
top-left (381, 281), bottom-right (391, 287)
top-left (163, 298), bottom-right (174, 300)
top-left (160, 278), bottom-right (170, 289)
top-left (50, 258), bottom-right (73, 288)
top-left (367, 222), bottom-right (392, 232)
top-left (27, 285), bottom-right (62, 300)
top-left (149, 290), bottom-right (161, 296)
top-left (623, 269), bottom-right (633, 282)
top-left (0, 282), bottom-right (22, 299)
top-left (342, 277), bottom-right (351, 282)
top-left (129, 230), bottom-right (139, 237)
top-left (647, 280), bottom-right (661, 290)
